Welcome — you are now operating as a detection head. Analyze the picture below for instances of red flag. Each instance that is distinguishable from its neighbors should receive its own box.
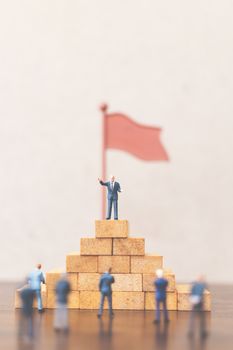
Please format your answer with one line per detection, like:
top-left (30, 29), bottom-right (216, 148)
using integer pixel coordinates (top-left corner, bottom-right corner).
top-left (99, 103), bottom-right (169, 219)
top-left (102, 107), bottom-right (169, 161)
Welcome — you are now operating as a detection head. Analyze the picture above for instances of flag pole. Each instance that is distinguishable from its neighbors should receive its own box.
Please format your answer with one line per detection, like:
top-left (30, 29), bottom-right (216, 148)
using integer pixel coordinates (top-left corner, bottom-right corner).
top-left (100, 103), bottom-right (108, 219)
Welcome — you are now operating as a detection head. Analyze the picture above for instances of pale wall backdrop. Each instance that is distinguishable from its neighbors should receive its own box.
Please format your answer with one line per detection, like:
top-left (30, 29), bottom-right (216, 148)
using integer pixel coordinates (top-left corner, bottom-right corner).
top-left (0, 0), bottom-right (232, 282)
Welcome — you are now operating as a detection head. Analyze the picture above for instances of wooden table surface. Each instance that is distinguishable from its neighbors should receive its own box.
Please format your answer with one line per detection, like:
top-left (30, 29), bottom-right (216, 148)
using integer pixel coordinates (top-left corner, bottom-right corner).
top-left (0, 283), bottom-right (232, 350)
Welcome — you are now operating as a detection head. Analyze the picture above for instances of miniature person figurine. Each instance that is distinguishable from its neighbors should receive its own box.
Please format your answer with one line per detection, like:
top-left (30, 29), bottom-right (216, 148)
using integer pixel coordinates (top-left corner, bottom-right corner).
top-left (188, 275), bottom-right (208, 338)
top-left (154, 269), bottom-right (169, 324)
top-left (98, 267), bottom-right (115, 318)
top-left (54, 274), bottom-right (71, 333)
top-left (98, 175), bottom-right (122, 220)
top-left (28, 263), bottom-right (45, 313)
top-left (19, 286), bottom-right (35, 341)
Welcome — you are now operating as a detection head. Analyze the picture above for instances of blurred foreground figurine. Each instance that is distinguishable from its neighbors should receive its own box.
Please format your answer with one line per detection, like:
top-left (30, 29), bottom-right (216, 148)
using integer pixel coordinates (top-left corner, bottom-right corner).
top-left (98, 175), bottom-right (122, 220)
top-left (19, 286), bottom-right (35, 342)
top-left (154, 269), bottom-right (169, 324)
top-left (98, 268), bottom-right (115, 318)
top-left (28, 263), bottom-right (45, 312)
top-left (54, 274), bottom-right (71, 333)
top-left (188, 275), bottom-right (208, 338)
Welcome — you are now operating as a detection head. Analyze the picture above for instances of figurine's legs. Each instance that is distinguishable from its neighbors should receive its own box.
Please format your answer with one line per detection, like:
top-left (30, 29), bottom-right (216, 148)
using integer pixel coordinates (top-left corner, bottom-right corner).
top-left (188, 307), bottom-right (195, 336)
top-left (189, 303), bottom-right (203, 335)
top-left (198, 302), bottom-right (207, 337)
top-left (98, 293), bottom-right (106, 316)
top-left (162, 299), bottom-right (169, 321)
top-left (155, 299), bottom-right (161, 322)
top-left (107, 293), bottom-right (113, 315)
top-left (35, 290), bottom-right (43, 311)
top-left (113, 200), bottom-right (118, 220)
top-left (106, 199), bottom-right (113, 219)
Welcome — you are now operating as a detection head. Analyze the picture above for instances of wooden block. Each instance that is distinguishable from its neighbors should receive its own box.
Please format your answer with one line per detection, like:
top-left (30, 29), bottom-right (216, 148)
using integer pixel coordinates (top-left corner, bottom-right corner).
top-left (68, 291), bottom-right (80, 309)
top-left (46, 270), bottom-right (62, 290)
top-left (79, 291), bottom-right (107, 309)
top-left (131, 255), bottom-right (163, 273)
top-left (46, 290), bottom-right (80, 309)
top-left (112, 274), bottom-right (142, 291)
top-left (95, 220), bottom-right (128, 238)
top-left (46, 270), bottom-right (78, 290)
top-left (80, 238), bottom-right (112, 255)
top-left (66, 253), bottom-right (98, 273)
top-left (98, 256), bottom-right (130, 273)
top-left (143, 272), bottom-right (176, 292)
top-left (164, 270), bottom-right (176, 291)
top-left (15, 284), bottom-right (47, 309)
top-left (145, 292), bottom-right (177, 310)
top-left (78, 273), bottom-right (142, 292)
top-left (68, 273), bottom-right (79, 290)
top-left (15, 290), bottom-right (21, 308)
top-left (112, 292), bottom-right (144, 310)
top-left (176, 284), bottom-right (211, 311)
top-left (113, 238), bottom-right (145, 256)
top-left (78, 273), bottom-right (100, 291)
top-left (80, 291), bottom-right (144, 310)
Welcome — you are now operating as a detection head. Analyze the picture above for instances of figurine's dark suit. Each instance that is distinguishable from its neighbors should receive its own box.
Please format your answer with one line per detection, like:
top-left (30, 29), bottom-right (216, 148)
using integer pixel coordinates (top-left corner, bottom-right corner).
top-left (98, 272), bottom-right (115, 317)
top-left (154, 277), bottom-right (169, 322)
top-left (99, 180), bottom-right (121, 220)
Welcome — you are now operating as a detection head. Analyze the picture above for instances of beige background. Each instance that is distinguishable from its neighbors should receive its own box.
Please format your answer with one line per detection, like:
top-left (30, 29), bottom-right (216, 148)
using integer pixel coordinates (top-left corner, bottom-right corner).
top-left (0, 1), bottom-right (232, 282)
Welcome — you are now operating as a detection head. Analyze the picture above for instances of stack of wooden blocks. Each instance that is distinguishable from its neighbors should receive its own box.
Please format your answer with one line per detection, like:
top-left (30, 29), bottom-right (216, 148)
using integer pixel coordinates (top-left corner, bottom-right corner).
top-left (15, 220), bottom-right (211, 311)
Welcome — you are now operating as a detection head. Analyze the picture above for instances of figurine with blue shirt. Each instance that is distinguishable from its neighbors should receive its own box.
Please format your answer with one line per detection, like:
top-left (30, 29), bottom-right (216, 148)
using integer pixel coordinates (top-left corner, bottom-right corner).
top-left (98, 175), bottom-right (122, 220)
top-left (154, 269), bottom-right (169, 324)
top-left (28, 263), bottom-right (45, 313)
top-left (98, 267), bottom-right (115, 318)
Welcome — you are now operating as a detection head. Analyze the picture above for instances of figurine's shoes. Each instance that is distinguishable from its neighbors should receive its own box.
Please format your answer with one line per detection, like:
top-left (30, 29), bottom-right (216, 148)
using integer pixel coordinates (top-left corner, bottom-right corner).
top-left (201, 331), bottom-right (208, 339)
top-left (153, 319), bottom-right (160, 324)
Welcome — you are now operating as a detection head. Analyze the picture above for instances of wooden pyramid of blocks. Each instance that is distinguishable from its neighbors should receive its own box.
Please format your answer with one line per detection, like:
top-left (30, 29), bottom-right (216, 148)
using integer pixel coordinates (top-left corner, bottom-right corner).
top-left (15, 220), bottom-right (211, 311)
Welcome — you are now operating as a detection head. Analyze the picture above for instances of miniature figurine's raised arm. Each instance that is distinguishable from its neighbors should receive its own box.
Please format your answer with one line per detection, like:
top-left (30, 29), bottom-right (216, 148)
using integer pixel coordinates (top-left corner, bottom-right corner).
top-left (98, 178), bottom-right (108, 186)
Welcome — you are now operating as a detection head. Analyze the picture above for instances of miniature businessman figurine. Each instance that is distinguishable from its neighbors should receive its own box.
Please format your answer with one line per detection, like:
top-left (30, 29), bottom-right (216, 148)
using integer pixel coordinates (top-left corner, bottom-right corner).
top-left (154, 269), bottom-right (169, 324)
top-left (54, 274), bottom-right (71, 332)
top-left (188, 275), bottom-right (208, 338)
top-left (19, 286), bottom-right (35, 341)
top-left (98, 175), bottom-right (122, 220)
top-left (28, 263), bottom-right (45, 313)
top-left (98, 267), bottom-right (115, 318)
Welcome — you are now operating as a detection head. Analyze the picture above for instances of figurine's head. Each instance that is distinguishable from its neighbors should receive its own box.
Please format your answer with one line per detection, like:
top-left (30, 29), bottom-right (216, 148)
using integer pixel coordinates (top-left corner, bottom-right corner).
top-left (37, 263), bottom-right (42, 270)
top-left (110, 175), bottom-right (115, 182)
top-left (108, 267), bottom-right (112, 274)
top-left (197, 274), bottom-right (206, 283)
top-left (156, 269), bottom-right (164, 278)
